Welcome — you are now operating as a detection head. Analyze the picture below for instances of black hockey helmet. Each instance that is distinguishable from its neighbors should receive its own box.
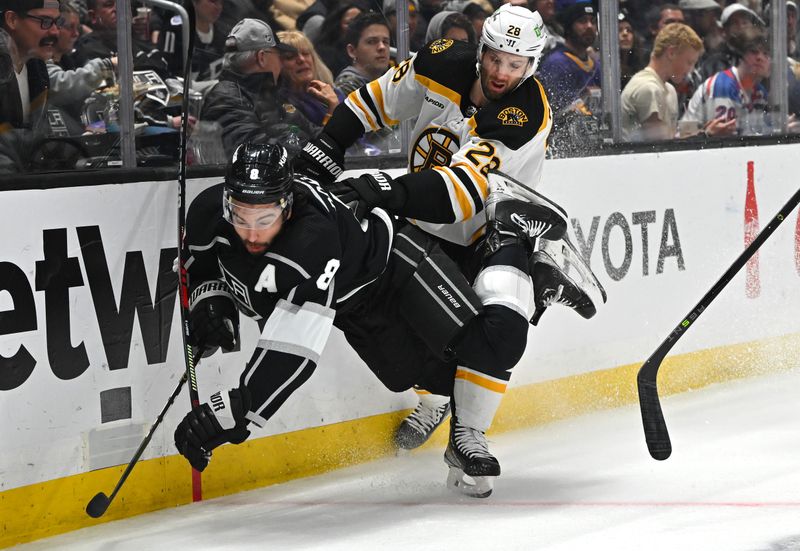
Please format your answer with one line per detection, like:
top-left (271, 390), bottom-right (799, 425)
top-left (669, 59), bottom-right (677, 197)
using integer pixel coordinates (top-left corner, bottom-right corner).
top-left (223, 143), bottom-right (294, 230)
top-left (225, 142), bottom-right (294, 205)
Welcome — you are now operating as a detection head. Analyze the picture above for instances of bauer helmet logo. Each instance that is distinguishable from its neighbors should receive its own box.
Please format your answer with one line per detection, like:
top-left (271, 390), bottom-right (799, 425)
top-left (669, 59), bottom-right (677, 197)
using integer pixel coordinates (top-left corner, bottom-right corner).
top-left (429, 38), bottom-right (453, 54)
top-left (497, 107), bottom-right (528, 127)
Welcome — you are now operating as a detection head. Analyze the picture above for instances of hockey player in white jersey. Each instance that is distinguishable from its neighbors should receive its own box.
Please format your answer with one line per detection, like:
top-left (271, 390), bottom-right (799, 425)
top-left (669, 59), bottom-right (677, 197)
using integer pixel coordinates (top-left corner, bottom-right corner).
top-left (297, 4), bottom-right (605, 498)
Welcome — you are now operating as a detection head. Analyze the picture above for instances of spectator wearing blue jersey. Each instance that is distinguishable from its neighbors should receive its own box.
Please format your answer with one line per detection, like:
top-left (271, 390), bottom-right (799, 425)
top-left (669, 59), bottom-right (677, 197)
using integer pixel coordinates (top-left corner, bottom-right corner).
top-left (681, 26), bottom-right (771, 137)
top-left (537, 1), bottom-right (600, 115)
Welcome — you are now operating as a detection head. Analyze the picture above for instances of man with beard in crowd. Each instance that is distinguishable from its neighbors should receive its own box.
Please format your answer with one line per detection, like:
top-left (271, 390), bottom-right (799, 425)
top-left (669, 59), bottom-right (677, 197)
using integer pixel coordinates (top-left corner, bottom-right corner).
top-left (537, 0), bottom-right (599, 115)
top-left (536, 1), bottom-right (601, 155)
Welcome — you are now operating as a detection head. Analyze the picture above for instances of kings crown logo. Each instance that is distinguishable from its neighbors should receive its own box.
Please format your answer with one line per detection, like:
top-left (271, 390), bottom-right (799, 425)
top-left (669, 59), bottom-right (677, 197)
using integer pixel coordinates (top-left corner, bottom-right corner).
top-left (429, 38), bottom-right (453, 54)
top-left (497, 106), bottom-right (528, 127)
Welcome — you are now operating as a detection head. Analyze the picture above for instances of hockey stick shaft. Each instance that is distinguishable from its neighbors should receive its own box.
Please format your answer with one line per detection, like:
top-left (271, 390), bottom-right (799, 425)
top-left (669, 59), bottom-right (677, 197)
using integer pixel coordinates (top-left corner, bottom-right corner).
top-left (638, 185), bottom-right (800, 460)
top-left (85, 370), bottom-right (191, 518)
top-left (175, 3), bottom-right (201, 499)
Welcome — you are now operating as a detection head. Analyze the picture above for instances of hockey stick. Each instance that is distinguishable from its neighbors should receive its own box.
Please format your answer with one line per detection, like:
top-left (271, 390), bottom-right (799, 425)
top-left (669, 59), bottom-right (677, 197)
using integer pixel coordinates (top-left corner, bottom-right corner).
top-left (175, 2), bottom-right (202, 500)
top-left (85, 370), bottom-right (193, 518)
top-left (638, 185), bottom-right (800, 461)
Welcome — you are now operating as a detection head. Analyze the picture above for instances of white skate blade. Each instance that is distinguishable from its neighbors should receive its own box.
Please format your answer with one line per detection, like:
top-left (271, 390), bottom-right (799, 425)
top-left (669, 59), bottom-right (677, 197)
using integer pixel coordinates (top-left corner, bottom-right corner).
top-left (486, 170), bottom-right (567, 217)
top-left (446, 466), bottom-right (494, 498)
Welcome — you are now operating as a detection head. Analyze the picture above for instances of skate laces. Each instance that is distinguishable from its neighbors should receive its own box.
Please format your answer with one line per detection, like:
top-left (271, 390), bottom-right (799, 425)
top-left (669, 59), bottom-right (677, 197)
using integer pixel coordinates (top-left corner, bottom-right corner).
top-left (405, 402), bottom-right (449, 435)
top-left (509, 213), bottom-right (552, 239)
top-left (542, 285), bottom-right (573, 308)
top-left (453, 423), bottom-right (494, 460)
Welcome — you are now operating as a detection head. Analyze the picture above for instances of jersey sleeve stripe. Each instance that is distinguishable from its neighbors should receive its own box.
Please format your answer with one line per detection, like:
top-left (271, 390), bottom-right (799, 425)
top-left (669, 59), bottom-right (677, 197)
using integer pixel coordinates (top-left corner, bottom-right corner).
top-left (455, 366), bottom-right (508, 393)
top-left (249, 358), bottom-right (314, 426)
top-left (367, 80), bottom-right (399, 126)
top-left (413, 74), bottom-right (462, 106)
top-left (253, 300), bottom-right (335, 367)
top-left (358, 86), bottom-right (386, 129)
top-left (433, 165), bottom-right (474, 220)
top-left (451, 160), bottom-right (488, 198)
top-left (346, 90), bottom-right (379, 131)
top-left (451, 165), bottom-right (485, 214)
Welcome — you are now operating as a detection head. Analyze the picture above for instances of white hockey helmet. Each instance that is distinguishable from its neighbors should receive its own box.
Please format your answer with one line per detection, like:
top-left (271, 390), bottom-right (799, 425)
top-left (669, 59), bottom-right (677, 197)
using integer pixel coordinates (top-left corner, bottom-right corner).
top-left (478, 4), bottom-right (548, 85)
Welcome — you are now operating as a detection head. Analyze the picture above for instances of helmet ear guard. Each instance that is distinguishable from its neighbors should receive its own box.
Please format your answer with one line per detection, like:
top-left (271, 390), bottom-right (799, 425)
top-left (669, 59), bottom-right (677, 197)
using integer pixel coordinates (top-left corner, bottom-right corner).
top-left (477, 4), bottom-right (548, 87)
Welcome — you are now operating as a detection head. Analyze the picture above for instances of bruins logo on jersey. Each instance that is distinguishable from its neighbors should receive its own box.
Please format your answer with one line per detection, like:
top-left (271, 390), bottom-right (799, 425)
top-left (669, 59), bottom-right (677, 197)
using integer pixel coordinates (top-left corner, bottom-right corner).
top-left (497, 107), bottom-right (528, 127)
top-left (411, 127), bottom-right (460, 172)
top-left (429, 38), bottom-right (453, 54)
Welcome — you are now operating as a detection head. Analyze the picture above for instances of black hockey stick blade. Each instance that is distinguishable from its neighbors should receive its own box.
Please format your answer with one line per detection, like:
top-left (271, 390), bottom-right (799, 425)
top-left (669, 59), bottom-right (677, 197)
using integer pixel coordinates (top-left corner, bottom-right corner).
top-left (85, 492), bottom-right (111, 518)
top-left (637, 357), bottom-right (671, 460)
top-left (636, 185), bottom-right (800, 460)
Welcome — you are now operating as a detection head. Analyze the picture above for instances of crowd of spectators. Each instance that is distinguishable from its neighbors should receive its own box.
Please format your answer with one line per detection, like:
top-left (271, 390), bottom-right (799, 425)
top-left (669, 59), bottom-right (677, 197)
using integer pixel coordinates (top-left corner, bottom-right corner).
top-left (1, 0), bottom-right (800, 173)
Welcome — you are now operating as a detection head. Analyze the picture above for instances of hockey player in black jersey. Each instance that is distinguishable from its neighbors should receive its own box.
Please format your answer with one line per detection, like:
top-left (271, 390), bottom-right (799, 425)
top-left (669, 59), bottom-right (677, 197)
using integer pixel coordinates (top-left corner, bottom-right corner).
top-left (173, 141), bottom-right (579, 498)
top-left (296, 4), bottom-right (606, 497)
top-left (173, 142), bottom-right (393, 472)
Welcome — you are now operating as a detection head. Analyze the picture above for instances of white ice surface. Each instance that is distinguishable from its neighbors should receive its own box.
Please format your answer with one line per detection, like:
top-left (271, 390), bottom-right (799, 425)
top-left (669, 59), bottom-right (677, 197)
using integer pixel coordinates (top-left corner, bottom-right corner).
top-left (15, 369), bottom-right (800, 551)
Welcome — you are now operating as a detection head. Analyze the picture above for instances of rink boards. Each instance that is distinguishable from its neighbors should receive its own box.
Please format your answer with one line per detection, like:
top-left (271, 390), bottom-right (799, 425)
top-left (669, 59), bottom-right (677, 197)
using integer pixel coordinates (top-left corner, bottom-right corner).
top-left (2, 143), bottom-right (800, 547)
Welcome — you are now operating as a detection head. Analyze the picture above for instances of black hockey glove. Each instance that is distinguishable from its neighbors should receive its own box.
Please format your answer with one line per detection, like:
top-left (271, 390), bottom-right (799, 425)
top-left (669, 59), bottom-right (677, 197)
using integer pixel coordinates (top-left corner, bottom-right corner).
top-left (188, 280), bottom-right (239, 356)
top-left (174, 387), bottom-right (251, 472)
top-left (329, 172), bottom-right (407, 220)
top-left (294, 132), bottom-right (345, 185)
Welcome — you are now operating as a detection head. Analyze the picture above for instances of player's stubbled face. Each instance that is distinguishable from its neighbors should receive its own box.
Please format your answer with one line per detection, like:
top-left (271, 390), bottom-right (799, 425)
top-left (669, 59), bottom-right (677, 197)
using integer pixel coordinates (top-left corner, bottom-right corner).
top-left (479, 49), bottom-right (528, 100)
top-left (228, 200), bottom-right (286, 256)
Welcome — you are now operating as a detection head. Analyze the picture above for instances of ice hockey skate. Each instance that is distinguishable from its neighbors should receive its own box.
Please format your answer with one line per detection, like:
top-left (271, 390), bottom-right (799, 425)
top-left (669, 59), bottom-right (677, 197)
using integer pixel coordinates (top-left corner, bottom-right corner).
top-left (394, 393), bottom-right (451, 450)
top-left (483, 170), bottom-right (568, 256)
top-left (529, 234), bottom-right (607, 325)
top-left (443, 416), bottom-right (500, 498)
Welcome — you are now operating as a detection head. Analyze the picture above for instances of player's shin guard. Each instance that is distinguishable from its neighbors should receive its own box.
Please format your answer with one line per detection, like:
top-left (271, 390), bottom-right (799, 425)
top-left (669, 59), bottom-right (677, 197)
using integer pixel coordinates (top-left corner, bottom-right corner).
top-left (394, 389), bottom-right (451, 450)
top-left (453, 242), bottom-right (533, 432)
top-left (443, 259), bottom-right (533, 498)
